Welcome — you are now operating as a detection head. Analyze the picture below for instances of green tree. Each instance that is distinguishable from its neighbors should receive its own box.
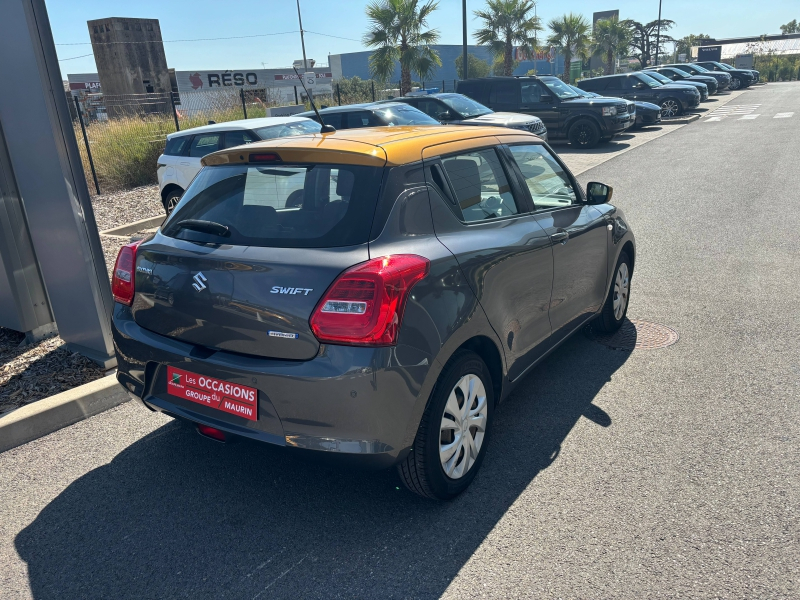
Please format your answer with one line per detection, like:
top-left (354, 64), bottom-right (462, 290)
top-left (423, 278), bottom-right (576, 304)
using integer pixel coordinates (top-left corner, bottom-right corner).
top-left (363, 0), bottom-right (441, 95)
top-left (493, 56), bottom-right (520, 75)
top-left (780, 19), bottom-right (798, 34)
top-left (624, 19), bottom-right (675, 69)
top-left (455, 53), bottom-right (492, 79)
top-left (474, 0), bottom-right (542, 77)
top-left (547, 13), bottom-right (591, 83)
top-left (592, 16), bottom-right (632, 74)
top-left (674, 33), bottom-right (710, 61)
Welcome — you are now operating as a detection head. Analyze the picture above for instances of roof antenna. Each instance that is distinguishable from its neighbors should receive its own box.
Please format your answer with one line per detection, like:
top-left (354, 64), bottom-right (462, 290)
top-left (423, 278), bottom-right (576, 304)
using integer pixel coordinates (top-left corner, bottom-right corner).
top-left (293, 66), bottom-right (335, 133)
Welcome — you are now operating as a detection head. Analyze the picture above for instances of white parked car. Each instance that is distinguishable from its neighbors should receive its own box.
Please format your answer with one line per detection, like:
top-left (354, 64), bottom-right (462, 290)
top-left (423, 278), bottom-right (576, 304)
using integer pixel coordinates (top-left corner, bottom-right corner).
top-left (157, 117), bottom-right (322, 214)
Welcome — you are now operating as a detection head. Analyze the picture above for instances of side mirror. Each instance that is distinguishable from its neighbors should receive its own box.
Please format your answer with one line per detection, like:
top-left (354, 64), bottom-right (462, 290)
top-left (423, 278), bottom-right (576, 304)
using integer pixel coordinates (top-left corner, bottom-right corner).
top-left (437, 110), bottom-right (452, 121)
top-left (586, 182), bottom-right (613, 205)
top-left (539, 95), bottom-right (553, 103)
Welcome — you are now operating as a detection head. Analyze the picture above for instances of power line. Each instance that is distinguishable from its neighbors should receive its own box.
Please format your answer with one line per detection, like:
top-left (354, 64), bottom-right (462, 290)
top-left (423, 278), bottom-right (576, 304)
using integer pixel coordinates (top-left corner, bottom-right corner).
top-left (55, 31), bottom-right (299, 46)
top-left (305, 30), bottom-right (361, 43)
top-left (58, 53), bottom-right (94, 61)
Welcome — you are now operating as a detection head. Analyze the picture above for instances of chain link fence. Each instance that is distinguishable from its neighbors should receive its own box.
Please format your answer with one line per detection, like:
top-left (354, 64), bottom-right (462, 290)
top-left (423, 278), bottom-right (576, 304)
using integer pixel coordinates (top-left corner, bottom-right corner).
top-left (71, 77), bottom-right (464, 194)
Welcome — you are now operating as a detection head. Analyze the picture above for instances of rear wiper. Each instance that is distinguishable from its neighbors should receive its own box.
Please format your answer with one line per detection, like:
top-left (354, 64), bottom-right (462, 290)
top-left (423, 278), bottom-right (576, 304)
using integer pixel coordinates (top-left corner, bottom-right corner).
top-left (174, 219), bottom-right (230, 237)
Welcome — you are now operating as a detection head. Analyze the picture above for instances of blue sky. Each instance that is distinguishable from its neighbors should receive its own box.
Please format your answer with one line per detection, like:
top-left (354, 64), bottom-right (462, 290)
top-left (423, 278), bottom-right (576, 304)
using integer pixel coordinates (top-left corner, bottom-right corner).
top-left (49, 0), bottom-right (798, 75)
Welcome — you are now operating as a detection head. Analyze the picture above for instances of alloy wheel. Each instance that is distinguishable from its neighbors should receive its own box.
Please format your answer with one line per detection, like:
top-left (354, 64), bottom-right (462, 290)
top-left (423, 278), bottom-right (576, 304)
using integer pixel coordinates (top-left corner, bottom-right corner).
top-left (613, 262), bottom-right (630, 321)
top-left (661, 100), bottom-right (680, 118)
top-left (574, 124), bottom-right (594, 146)
top-left (166, 195), bottom-right (180, 214)
top-left (439, 374), bottom-right (487, 480)
top-left (729, 78), bottom-right (741, 90)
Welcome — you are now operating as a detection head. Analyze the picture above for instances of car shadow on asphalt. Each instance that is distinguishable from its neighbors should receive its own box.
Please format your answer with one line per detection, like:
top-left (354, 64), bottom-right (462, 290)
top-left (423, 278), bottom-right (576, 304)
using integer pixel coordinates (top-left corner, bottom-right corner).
top-left (15, 332), bottom-right (631, 599)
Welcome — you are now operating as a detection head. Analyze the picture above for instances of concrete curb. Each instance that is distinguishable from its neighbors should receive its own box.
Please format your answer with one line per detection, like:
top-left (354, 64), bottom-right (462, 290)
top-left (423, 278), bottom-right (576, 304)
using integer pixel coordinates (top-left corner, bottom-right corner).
top-left (662, 113), bottom-right (701, 125)
top-left (101, 214), bottom-right (164, 237)
top-left (0, 375), bottom-right (129, 453)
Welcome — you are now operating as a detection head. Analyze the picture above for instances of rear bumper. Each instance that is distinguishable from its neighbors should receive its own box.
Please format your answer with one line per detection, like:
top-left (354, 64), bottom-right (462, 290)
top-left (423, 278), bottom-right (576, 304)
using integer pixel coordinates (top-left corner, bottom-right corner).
top-left (113, 305), bottom-right (433, 468)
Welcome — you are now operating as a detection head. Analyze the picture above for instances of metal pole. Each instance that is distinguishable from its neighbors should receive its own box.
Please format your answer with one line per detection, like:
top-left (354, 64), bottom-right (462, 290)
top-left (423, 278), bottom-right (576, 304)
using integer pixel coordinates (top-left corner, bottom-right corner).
top-left (296, 0), bottom-right (309, 71)
top-left (73, 96), bottom-right (100, 196)
top-left (169, 91), bottom-right (180, 131)
top-left (655, 0), bottom-right (663, 66)
top-left (294, 85), bottom-right (299, 105)
top-left (462, 0), bottom-right (468, 80)
top-left (240, 87), bottom-right (248, 119)
top-left (371, 80), bottom-right (375, 101)
top-left (337, 83), bottom-right (341, 105)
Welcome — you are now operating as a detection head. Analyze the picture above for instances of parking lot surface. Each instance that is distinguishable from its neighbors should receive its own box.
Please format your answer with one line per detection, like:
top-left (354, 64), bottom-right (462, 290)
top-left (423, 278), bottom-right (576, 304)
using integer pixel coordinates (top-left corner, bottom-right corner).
top-left (0, 82), bottom-right (797, 600)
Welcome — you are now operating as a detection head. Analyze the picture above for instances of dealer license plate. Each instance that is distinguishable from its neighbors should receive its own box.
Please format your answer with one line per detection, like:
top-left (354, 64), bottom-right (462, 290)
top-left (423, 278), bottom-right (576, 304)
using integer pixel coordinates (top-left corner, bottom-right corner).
top-left (166, 366), bottom-right (258, 421)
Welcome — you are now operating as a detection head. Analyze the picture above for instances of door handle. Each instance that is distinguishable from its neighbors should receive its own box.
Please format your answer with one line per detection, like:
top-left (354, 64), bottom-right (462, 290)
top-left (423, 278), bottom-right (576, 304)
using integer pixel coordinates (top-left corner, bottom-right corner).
top-left (551, 229), bottom-right (569, 244)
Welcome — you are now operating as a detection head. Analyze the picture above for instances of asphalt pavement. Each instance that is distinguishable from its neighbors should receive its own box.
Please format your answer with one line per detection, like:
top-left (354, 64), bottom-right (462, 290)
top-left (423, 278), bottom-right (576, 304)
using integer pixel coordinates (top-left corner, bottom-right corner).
top-left (1, 82), bottom-right (798, 600)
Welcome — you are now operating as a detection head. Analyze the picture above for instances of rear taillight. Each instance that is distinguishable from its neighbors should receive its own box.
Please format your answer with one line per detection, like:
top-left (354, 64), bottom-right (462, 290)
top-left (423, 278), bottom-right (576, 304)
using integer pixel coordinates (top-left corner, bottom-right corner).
top-left (310, 255), bottom-right (430, 346)
top-left (111, 240), bottom-right (142, 305)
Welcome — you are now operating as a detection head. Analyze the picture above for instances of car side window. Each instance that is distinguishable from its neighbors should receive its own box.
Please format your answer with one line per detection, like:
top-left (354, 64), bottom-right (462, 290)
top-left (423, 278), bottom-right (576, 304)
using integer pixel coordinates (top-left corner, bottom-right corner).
top-left (440, 148), bottom-right (521, 223)
top-left (319, 112), bottom-right (345, 129)
top-left (164, 135), bottom-right (192, 156)
top-left (489, 81), bottom-right (519, 105)
top-left (188, 133), bottom-right (221, 158)
top-left (415, 99), bottom-right (446, 119)
top-left (507, 144), bottom-right (577, 209)
top-left (520, 81), bottom-right (545, 104)
top-left (345, 111), bottom-right (380, 128)
top-left (222, 130), bottom-right (258, 149)
top-left (622, 76), bottom-right (640, 90)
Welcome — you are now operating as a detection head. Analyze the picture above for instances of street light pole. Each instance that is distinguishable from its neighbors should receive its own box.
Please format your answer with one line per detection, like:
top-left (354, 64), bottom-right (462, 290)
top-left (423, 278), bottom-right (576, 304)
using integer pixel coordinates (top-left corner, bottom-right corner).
top-left (655, 0), bottom-right (663, 66)
top-left (296, 0), bottom-right (309, 71)
top-left (462, 0), bottom-right (468, 80)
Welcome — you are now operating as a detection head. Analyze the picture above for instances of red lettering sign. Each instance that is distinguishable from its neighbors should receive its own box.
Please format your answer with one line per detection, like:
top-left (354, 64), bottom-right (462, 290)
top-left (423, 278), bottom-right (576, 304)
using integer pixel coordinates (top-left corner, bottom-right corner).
top-left (166, 366), bottom-right (258, 421)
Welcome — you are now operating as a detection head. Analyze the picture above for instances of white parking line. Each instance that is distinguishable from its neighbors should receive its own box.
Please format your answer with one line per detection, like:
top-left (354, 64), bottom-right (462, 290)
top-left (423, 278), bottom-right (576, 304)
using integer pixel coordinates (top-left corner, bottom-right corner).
top-left (774, 112), bottom-right (794, 118)
top-left (738, 114), bottom-right (761, 120)
top-left (705, 117), bottom-right (722, 122)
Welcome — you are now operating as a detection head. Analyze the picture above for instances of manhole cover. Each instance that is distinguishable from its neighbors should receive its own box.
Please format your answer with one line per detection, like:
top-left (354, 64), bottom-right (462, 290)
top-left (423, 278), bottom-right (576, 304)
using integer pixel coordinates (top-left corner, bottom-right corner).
top-left (585, 318), bottom-right (679, 350)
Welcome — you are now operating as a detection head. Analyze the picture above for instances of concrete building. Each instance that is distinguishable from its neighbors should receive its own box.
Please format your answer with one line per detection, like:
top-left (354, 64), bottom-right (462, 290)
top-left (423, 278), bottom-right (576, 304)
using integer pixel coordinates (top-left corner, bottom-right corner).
top-left (87, 17), bottom-right (170, 97)
top-left (329, 45), bottom-right (563, 83)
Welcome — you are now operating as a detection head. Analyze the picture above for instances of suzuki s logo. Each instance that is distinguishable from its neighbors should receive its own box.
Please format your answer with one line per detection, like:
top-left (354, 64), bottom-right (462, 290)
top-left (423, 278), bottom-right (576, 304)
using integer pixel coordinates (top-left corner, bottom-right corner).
top-left (192, 272), bottom-right (208, 292)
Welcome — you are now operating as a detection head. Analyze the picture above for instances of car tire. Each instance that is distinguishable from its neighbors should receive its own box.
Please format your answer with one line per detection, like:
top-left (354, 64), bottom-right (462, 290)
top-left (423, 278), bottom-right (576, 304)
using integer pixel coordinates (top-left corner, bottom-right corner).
top-left (163, 189), bottom-right (183, 216)
top-left (398, 350), bottom-right (494, 500)
top-left (596, 251), bottom-right (632, 333)
top-left (728, 77), bottom-right (742, 91)
top-left (568, 119), bottom-right (601, 149)
top-left (660, 98), bottom-right (682, 118)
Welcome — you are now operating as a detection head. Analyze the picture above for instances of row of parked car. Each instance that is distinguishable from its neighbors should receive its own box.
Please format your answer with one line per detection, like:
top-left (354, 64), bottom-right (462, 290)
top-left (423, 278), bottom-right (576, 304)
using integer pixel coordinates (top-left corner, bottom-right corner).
top-left (156, 60), bottom-right (759, 214)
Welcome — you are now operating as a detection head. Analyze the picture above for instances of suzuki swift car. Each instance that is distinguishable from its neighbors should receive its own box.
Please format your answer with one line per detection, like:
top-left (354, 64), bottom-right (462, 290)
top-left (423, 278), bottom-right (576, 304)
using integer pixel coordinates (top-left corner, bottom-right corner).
top-left (112, 126), bottom-right (635, 500)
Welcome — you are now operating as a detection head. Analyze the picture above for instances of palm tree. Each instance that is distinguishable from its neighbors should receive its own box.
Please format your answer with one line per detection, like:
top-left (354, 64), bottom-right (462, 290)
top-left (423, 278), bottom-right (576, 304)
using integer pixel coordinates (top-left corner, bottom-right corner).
top-left (474, 0), bottom-right (541, 77)
top-left (363, 0), bottom-right (441, 95)
top-left (592, 16), bottom-right (631, 75)
top-left (547, 13), bottom-right (591, 83)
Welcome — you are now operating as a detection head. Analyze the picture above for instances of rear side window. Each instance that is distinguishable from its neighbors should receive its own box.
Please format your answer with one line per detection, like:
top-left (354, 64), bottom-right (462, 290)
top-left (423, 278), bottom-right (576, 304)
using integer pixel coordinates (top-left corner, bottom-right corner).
top-left (489, 81), bottom-right (519, 105)
top-left (346, 111), bottom-right (382, 128)
top-left (440, 148), bottom-right (520, 223)
top-left (579, 78), bottom-right (607, 92)
top-left (189, 134), bottom-right (221, 158)
top-left (163, 163), bottom-right (384, 248)
top-left (457, 82), bottom-right (488, 104)
top-left (164, 136), bottom-right (191, 156)
top-left (372, 105), bottom-right (438, 126)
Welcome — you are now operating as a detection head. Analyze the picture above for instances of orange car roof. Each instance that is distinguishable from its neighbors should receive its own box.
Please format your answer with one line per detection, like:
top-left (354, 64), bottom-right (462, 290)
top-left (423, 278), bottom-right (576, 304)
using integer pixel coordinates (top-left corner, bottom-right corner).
top-left (202, 125), bottom-right (543, 168)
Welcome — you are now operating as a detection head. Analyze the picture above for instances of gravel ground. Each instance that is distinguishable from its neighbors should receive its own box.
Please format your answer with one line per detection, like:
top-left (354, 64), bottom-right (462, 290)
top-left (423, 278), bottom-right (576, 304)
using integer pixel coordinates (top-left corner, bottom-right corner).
top-left (90, 185), bottom-right (163, 232)
top-left (0, 328), bottom-right (105, 417)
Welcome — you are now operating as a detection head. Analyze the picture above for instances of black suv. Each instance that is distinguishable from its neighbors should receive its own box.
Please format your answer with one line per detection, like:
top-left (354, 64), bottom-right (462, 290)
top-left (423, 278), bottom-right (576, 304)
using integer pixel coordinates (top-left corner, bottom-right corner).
top-left (694, 61), bottom-right (755, 90)
top-left (644, 66), bottom-right (718, 95)
top-left (457, 75), bottom-right (633, 148)
top-left (577, 72), bottom-right (701, 118)
top-left (661, 63), bottom-right (731, 91)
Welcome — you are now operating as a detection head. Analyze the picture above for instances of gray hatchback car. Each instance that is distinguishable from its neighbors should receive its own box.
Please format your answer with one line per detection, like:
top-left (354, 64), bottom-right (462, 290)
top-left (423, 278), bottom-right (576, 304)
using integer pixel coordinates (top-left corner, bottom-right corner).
top-left (112, 125), bottom-right (635, 500)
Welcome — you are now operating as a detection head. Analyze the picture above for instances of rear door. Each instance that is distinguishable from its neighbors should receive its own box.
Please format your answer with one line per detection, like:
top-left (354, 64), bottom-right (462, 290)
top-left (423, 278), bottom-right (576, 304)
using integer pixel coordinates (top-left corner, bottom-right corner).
top-left (177, 132), bottom-right (222, 188)
top-left (505, 143), bottom-right (609, 341)
top-left (159, 135), bottom-right (192, 189)
top-left (133, 160), bottom-right (385, 360)
top-left (423, 139), bottom-right (555, 380)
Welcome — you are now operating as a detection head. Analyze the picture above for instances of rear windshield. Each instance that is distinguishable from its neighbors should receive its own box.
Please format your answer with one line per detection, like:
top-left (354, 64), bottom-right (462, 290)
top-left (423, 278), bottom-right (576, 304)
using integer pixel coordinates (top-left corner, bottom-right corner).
top-left (163, 163), bottom-right (384, 248)
top-left (252, 120), bottom-right (321, 140)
